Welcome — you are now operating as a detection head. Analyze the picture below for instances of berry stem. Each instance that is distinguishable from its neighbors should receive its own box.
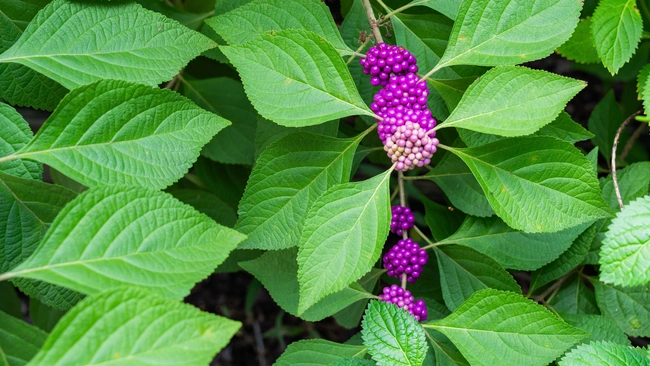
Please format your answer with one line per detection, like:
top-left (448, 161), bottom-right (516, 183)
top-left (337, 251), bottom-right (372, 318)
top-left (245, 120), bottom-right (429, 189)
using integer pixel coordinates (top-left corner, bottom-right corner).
top-left (346, 39), bottom-right (370, 65)
top-left (362, 0), bottom-right (383, 43)
top-left (401, 273), bottom-right (407, 289)
top-left (397, 171), bottom-right (408, 240)
top-left (413, 225), bottom-right (437, 249)
top-left (612, 111), bottom-right (641, 210)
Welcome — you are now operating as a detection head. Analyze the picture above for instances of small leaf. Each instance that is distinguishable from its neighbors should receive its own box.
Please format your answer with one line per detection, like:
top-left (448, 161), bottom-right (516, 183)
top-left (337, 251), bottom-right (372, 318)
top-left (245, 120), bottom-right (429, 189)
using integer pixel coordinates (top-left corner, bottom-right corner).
top-left (424, 289), bottom-right (588, 366)
top-left (0, 103), bottom-right (41, 180)
top-left (557, 18), bottom-right (600, 64)
top-left (592, 0), bottom-right (643, 74)
top-left (560, 313), bottom-right (631, 346)
top-left (638, 64), bottom-right (650, 100)
top-left (0, 310), bottom-right (47, 366)
top-left (559, 341), bottom-right (650, 366)
top-left (448, 137), bottom-right (613, 233)
top-left (440, 66), bottom-right (585, 136)
top-left (27, 287), bottom-right (241, 366)
top-left (221, 29), bottom-right (374, 127)
top-left (15, 80), bottom-right (229, 190)
top-left (274, 339), bottom-right (367, 366)
top-left (361, 300), bottom-right (428, 366)
top-left (592, 280), bottom-right (650, 337)
top-left (6, 185), bottom-right (246, 300)
top-left (0, 0), bottom-right (215, 89)
top-left (298, 169), bottom-right (391, 314)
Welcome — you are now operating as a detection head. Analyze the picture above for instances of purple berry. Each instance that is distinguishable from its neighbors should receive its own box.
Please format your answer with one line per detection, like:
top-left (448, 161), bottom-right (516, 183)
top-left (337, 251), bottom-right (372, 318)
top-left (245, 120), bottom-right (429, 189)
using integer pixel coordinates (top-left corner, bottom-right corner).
top-left (383, 238), bottom-right (428, 283)
top-left (384, 122), bottom-right (439, 171)
top-left (390, 205), bottom-right (414, 235)
top-left (379, 285), bottom-right (428, 322)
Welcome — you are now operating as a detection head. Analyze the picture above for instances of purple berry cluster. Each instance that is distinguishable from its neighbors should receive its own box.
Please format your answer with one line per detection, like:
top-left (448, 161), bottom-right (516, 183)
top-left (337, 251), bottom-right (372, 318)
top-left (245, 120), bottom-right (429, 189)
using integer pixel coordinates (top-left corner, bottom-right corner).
top-left (383, 238), bottom-right (428, 283)
top-left (360, 43), bottom-right (418, 86)
top-left (390, 205), bottom-right (415, 235)
top-left (384, 122), bottom-right (438, 171)
top-left (379, 284), bottom-right (428, 321)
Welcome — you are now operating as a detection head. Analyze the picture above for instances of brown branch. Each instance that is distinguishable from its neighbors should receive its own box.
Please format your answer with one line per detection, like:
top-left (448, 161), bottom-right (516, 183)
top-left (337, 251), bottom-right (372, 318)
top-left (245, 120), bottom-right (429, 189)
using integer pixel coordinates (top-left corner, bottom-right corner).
top-left (361, 0), bottom-right (383, 43)
top-left (612, 111), bottom-right (641, 210)
top-left (534, 270), bottom-right (574, 303)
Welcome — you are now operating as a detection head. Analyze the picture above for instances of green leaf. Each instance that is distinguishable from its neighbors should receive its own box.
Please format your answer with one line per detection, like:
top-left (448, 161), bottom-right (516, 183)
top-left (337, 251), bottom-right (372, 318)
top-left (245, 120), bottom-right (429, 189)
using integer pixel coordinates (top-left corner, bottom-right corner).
top-left (333, 359), bottom-right (376, 366)
top-left (0, 282), bottom-right (21, 319)
top-left (0, 310), bottom-right (47, 366)
top-left (434, 0), bottom-right (581, 68)
top-left (559, 341), bottom-right (650, 366)
top-left (333, 268), bottom-right (384, 329)
top-left (439, 66), bottom-right (585, 136)
top-left (253, 116), bottom-right (339, 158)
top-left (550, 275), bottom-right (599, 315)
top-left (644, 66), bottom-right (650, 114)
top-left (214, 0), bottom-right (253, 14)
top-left (14, 80), bottom-right (229, 190)
top-left (361, 300), bottom-right (428, 366)
top-left (422, 196), bottom-right (465, 241)
top-left (440, 216), bottom-right (587, 270)
top-left (27, 287), bottom-right (241, 366)
top-left (194, 157), bottom-right (250, 209)
top-left (169, 189), bottom-right (237, 227)
top-left (297, 169), bottom-right (391, 314)
top-left (424, 289), bottom-right (588, 366)
top-left (591, 0), bottom-right (643, 74)
top-left (588, 91), bottom-right (624, 162)
top-left (560, 313), bottom-right (631, 346)
top-left (600, 196), bottom-right (650, 286)
top-left (274, 339), bottom-right (367, 366)
top-left (0, 0), bottom-right (215, 89)
top-left (5, 185), bottom-right (246, 300)
top-left (601, 162), bottom-right (650, 210)
top-left (415, 0), bottom-right (462, 20)
top-left (592, 280), bottom-right (650, 336)
top-left (638, 64), bottom-right (650, 100)
top-left (237, 132), bottom-right (362, 250)
top-left (181, 77), bottom-right (257, 166)
top-left (206, 0), bottom-right (351, 55)
top-left (29, 299), bottom-right (65, 333)
top-left (0, 103), bottom-right (41, 180)
top-left (424, 329), bottom-right (469, 366)
top-left (447, 137), bottom-right (613, 233)
top-left (136, 0), bottom-right (211, 31)
top-left (239, 248), bottom-right (376, 321)
top-left (434, 245), bottom-right (520, 310)
top-left (557, 18), bottom-right (600, 64)
top-left (221, 29), bottom-right (374, 127)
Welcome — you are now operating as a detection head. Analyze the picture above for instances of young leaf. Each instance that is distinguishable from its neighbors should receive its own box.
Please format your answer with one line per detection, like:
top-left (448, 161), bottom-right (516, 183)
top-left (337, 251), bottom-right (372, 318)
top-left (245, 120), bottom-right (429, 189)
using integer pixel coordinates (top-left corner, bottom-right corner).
top-left (361, 301), bottom-right (428, 366)
top-left (600, 162), bottom-right (650, 209)
top-left (439, 66), bottom-right (586, 136)
top-left (205, 0), bottom-right (351, 55)
top-left (237, 132), bottom-right (362, 250)
top-left (550, 275), bottom-right (599, 315)
top-left (434, 0), bottom-right (581, 68)
top-left (560, 313), bottom-right (631, 346)
top-left (0, 103), bottom-right (41, 180)
top-left (274, 339), bottom-right (367, 366)
top-left (3, 185), bottom-right (246, 300)
top-left (297, 169), bottom-right (391, 314)
top-left (13, 80), bottom-right (229, 190)
top-left (600, 196), bottom-right (650, 286)
top-left (439, 216), bottom-right (587, 270)
top-left (221, 29), bottom-right (374, 127)
top-left (557, 18), bottom-right (600, 64)
top-left (0, 310), bottom-right (47, 365)
top-left (0, 0), bottom-right (215, 89)
top-left (447, 137), bottom-right (613, 233)
top-left (434, 245), bottom-right (520, 310)
top-left (27, 287), bottom-right (241, 366)
top-left (559, 341), bottom-right (650, 366)
top-left (591, 0), bottom-right (643, 74)
top-left (592, 280), bottom-right (650, 337)
top-left (424, 289), bottom-right (588, 366)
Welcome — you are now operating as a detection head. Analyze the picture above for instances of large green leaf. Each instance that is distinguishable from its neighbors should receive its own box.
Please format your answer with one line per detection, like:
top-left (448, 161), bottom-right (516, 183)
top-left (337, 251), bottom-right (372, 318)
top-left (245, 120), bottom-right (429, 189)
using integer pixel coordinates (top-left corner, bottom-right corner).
top-left (0, 310), bottom-right (47, 366)
top-left (361, 301), bottom-right (428, 366)
top-left (10, 80), bottom-right (229, 190)
top-left (274, 339), bottom-right (367, 366)
top-left (3, 186), bottom-right (246, 300)
top-left (221, 29), bottom-right (374, 127)
top-left (439, 66), bottom-right (585, 136)
top-left (592, 280), bottom-right (650, 336)
top-left (557, 18), bottom-right (600, 64)
top-left (26, 287), bottom-right (240, 366)
top-left (415, 0), bottom-right (462, 20)
top-left (600, 162), bottom-right (650, 209)
top-left (424, 289), bottom-right (587, 366)
top-left (446, 137), bottom-right (613, 233)
top-left (559, 341), bottom-right (650, 366)
top-left (237, 132), bottom-right (362, 250)
top-left (434, 245), bottom-right (520, 311)
top-left (0, 0), bottom-right (215, 89)
top-left (439, 216), bottom-right (586, 270)
top-left (253, 116), bottom-right (339, 158)
top-left (591, 0), bottom-right (643, 74)
top-left (560, 313), bottom-right (631, 346)
top-left (433, 0), bottom-right (581, 69)
top-left (0, 103), bottom-right (41, 180)
top-left (297, 169), bottom-right (391, 314)
top-left (600, 195), bottom-right (650, 286)
top-left (206, 0), bottom-right (351, 55)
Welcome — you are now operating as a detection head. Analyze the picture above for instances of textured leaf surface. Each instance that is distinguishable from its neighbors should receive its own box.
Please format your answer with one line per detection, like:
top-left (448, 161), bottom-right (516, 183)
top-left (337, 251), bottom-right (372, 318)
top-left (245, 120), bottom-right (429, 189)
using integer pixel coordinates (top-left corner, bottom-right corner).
top-left (253, 117), bottom-right (339, 158)
top-left (600, 162), bottom-right (650, 209)
top-left (425, 289), bottom-right (587, 366)
top-left (557, 18), bottom-right (600, 64)
top-left (7, 186), bottom-right (246, 300)
top-left (600, 196), bottom-right (650, 286)
top-left (435, 0), bottom-right (581, 68)
top-left (559, 341), bottom-right (649, 366)
top-left (361, 301), bottom-right (428, 366)
top-left (591, 0), bottom-right (643, 74)
top-left (27, 287), bottom-right (240, 366)
top-left (424, 329), bottom-right (469, 366)
top-left (440, 66), bottom-right (585, 136)
top-left (15, 80), bottom-right (229, 190)
top-left (0, 0), bottom-right (215, 89)
top-left (206, 0), bottom-right (350, 54)
top-left (297, 170), bottom-right (391, 314)
top-left (221, 29), bottom-right (373, 127)
top-left (274, 339), bottom-right (367, 366)
top-left (560, 313), bottom-right (631, 346)
top-left (592, 280), bottom-right (650, 336)
top-left (237, 132), bottom-right (362, 250)
top-left (0, 310), bottom-right (47, 366)
top-left (0, 103), bottom-right (41, 180)
top-left (448, 137), bottom-right (613, 233)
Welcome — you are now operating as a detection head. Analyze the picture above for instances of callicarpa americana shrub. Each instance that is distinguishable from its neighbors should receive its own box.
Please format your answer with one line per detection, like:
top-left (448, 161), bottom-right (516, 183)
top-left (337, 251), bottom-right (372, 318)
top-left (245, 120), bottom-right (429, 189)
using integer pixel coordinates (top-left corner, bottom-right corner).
top-left (0, 0), bottom-right (650, 364)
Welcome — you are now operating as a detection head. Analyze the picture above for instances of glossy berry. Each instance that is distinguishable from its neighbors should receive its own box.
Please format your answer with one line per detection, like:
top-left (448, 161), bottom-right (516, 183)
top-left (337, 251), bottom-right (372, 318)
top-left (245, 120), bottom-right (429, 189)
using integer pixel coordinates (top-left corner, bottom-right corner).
top-left (379, 285), bottom-right (428, 321)
top-left (384, 122), bottom-right (439, 171)
top-left (383, 238), bottom-right (428, 283)
top-left (360, 43), bottom-right (418, 86)
top-left (390, 205), bottom-right (415, 235)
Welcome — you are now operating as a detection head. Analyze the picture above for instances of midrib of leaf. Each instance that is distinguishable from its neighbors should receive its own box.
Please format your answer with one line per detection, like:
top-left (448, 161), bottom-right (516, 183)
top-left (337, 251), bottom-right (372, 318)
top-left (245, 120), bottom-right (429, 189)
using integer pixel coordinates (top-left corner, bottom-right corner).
top-left (0, 177), bottom-right (47, 228)
top-left (425, 324), bottom-right (569, 337)
top-left (424, 331), bottom-right (457, 363)
top-left (368, 310), bottom-right (413, 366)
top-left (0, 9), bottom-right (23, 35)
top-left (350, 347), bottom-right (368, 359)
top-left (597, 281), bottom-right (647, 309)
top-left (178, 76), bottom-right (218, 114)
top-left (0, 345), bottom-right (8, 366)
top-left (436, 248), bottom-right (493, 287)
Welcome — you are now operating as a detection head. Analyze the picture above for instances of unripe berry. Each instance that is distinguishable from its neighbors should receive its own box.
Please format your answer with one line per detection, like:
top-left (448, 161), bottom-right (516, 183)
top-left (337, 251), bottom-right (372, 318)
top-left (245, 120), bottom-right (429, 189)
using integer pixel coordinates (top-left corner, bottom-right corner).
top-left (379, 285), bottom-right (428, 321)
top-left (384, 122), bottom-right (439, 171)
